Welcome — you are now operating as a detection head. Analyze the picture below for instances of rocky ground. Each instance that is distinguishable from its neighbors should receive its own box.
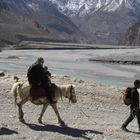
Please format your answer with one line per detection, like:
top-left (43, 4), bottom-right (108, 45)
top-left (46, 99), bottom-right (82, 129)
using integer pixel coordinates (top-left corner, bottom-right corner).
top-left (0, 74), bottom-right (140, 140)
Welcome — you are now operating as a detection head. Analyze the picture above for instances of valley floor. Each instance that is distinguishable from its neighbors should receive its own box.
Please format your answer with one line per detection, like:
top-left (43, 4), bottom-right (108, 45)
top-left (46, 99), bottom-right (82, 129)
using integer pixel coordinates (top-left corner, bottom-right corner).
top-left (0, 74), bottom-right (140, 140)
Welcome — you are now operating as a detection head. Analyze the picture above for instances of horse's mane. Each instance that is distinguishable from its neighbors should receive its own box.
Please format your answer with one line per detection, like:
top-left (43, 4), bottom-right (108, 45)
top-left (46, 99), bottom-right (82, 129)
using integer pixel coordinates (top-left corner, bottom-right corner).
top-left (56, 84), bottom-right (75, 88)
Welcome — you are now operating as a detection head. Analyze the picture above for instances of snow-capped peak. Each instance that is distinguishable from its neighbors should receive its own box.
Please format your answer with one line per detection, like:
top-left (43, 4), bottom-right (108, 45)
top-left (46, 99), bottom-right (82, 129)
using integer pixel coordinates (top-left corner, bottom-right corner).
top-left (27, 2), bottom-right (39, 11)
top-left (50, 0), bottom-right (140, 16)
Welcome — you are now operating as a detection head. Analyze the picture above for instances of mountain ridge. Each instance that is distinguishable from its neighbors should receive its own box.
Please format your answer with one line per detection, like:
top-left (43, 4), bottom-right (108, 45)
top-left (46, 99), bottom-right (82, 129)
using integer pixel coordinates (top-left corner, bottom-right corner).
top-left (0, 0), bottom-right (87, 48)
top-left (51, 0), bottom-right (140, 17)
top-left (0, 0), bottom-right (140, 47)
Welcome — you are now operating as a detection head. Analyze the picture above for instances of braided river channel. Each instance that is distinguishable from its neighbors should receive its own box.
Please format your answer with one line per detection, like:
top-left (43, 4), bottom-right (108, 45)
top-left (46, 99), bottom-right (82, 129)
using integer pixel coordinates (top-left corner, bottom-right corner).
top-left (1, 49), bottom-right (140, 87)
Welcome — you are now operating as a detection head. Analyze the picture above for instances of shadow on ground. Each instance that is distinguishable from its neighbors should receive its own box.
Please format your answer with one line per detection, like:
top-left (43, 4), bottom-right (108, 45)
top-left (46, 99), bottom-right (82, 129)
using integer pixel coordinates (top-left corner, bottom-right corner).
top-left (127, 130), bottom-right (140, 135)
top-left (24, 122), bottom-right (103, 140)
top-left (0, 127), bottom-right (18, 135)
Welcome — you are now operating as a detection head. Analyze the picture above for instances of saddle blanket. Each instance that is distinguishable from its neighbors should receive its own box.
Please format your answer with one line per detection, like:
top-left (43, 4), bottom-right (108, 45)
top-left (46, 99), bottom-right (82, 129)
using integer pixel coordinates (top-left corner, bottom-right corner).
top-left (30, 86), bottom-right (45, 100)
top-left (30, 83), bottom-right (56, 100)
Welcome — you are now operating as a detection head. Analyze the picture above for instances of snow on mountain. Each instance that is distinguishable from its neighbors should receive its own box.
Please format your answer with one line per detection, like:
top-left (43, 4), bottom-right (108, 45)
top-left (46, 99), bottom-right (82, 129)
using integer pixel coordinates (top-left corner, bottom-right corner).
top-left (0, 0), bottom-right (82, 44)
top-left (1, 0), bottom-right (140, 45)
top-left (4, 0), bottom-right (140, 16)
top-left (50, 0), bottom-right (140, 16)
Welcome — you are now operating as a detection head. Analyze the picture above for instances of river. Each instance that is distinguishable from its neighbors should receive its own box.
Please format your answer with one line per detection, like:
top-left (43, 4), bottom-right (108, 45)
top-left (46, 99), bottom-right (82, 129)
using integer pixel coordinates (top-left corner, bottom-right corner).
top-left (0, 49), bottom-right (140, 87)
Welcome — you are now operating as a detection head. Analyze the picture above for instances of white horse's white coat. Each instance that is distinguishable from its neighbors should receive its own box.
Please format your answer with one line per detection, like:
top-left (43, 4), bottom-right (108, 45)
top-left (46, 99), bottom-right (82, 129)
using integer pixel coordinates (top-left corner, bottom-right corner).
top-left (11, 81), bottom-right (77, 124)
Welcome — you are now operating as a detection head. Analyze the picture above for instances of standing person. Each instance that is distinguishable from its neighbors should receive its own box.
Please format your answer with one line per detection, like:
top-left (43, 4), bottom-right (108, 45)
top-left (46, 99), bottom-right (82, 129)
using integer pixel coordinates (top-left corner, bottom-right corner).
top-left (27, 57), bottom-right (53, 103)
top-left (121, 80), bottom-right (140, 131)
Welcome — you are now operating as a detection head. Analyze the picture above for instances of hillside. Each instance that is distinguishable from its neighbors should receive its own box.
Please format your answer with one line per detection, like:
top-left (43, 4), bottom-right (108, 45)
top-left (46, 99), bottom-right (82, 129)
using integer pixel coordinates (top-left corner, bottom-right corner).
top-left (0, 0), bottom-right (50, 49)
top-left (122, 22), bottom-right (140, 46)
top-left (2, 0), bottom-right (85, 46)
top-left (52, 0), bottom-right (140, 45)
top-left (0, 0), bottom-right (86, 49)
top-left (1, 0), bottom-right (140, 47)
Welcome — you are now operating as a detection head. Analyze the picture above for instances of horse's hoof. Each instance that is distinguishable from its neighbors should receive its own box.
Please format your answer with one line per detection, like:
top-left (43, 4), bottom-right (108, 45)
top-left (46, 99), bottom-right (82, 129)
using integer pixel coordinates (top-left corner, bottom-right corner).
top-left (38, 119), bottom-right (43, 124)
top-left (19, 119), bottom-right (25, 123)
top-left (60, 123), bottom-right (67, 127)
top-left (59, 121), bottom-right (67, 127)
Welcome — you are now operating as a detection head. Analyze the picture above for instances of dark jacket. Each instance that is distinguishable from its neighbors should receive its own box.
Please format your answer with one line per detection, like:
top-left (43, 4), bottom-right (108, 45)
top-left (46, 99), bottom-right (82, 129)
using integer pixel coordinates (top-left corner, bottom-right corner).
top-left (27, 61), bottom-right (47, 85)
top-left (130, 87), bottom-right (139, 110)
top-left (45, 71), bottom-right (51, 77)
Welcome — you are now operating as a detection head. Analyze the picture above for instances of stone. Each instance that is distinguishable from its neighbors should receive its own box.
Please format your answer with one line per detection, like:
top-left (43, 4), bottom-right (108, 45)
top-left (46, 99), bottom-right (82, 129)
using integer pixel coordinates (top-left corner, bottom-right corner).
top-left (0, 71), bottom-right (5, 77)
top-left (7, 56), bottom-right (19, 59)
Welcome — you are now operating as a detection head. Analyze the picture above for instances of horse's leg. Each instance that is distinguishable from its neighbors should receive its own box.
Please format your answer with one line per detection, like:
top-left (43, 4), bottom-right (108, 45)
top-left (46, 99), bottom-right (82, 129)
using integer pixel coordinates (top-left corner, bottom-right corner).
top-left (17, 98), bottom-right (28, 122)
top-left (51, 103), bottom-right (66, 126)
top-left (38, 103), bottom-right (49, 124)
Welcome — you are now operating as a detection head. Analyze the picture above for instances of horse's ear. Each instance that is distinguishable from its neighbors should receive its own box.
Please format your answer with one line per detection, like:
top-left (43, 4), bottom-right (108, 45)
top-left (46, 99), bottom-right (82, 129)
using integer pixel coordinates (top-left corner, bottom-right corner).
top-left (70, 84), bottom-right (75, 92)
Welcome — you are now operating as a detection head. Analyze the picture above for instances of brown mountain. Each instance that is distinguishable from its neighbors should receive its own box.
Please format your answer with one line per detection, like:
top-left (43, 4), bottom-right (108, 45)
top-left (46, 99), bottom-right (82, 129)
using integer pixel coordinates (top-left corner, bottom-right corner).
top-left (71, 5), bottom-right (139, 45)
top-left (121, 22), bottom-right (140, 46)
top-left (0, 0), bottom-right (85, 49)
top-left (0, 0), bottom-right (51, 48)
top-left (0, 11), bottom-right (50, 48)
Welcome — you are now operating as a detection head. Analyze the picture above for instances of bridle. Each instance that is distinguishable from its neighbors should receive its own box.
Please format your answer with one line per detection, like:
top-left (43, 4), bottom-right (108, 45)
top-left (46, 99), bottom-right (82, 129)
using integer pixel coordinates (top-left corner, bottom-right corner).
top-left (68, 85), bottom-right (76, 102)
top-left (61, 85), bottom-right (76, 103)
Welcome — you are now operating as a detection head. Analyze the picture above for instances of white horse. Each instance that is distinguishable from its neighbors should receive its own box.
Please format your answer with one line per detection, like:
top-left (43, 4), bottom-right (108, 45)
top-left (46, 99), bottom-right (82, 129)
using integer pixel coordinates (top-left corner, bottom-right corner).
top-left (11, 80), bottom-right (77, 125)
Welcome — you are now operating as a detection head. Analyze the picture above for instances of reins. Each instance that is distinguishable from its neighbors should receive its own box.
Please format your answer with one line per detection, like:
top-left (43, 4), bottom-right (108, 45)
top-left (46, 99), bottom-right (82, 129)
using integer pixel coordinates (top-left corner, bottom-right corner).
top-left (69, 85), bottom-right (73, 101)
top-left (61, 86), bottom-right (90, 118)
top-left (60, 86), bottom-right (71, 107)
top-left (75, 103), bottom-right (90, 118)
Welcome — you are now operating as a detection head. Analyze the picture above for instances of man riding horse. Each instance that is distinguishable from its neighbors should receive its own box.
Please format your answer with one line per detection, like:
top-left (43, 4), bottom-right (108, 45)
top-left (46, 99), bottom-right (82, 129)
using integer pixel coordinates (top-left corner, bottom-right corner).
top-left (27, 57), bottom-right (54, 104)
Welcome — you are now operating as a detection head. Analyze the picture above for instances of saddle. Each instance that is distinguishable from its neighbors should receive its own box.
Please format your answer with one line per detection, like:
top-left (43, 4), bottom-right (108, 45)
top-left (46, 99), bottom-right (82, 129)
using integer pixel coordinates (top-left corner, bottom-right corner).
top-left (30, 83), bottom-right (56, 101)
top-left (30, 85), bottom-right (46, 100)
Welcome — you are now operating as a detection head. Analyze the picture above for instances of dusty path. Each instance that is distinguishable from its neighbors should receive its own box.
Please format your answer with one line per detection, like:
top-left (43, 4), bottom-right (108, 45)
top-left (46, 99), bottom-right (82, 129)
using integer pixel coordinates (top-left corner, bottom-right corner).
top-left (0, 74), bottom-right (140, 140)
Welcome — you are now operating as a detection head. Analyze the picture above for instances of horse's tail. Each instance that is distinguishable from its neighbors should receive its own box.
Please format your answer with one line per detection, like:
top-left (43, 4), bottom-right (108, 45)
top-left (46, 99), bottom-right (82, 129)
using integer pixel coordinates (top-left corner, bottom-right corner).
top-left (11, 82), bottom-right (23, 107)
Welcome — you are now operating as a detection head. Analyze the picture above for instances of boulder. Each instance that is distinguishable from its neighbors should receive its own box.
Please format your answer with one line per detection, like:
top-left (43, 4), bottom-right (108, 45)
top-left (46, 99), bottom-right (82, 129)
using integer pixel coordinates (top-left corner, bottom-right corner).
top-left (7, 56), bottom-right (19, 59)
top-left (0, 71), bottom-right (5, 77)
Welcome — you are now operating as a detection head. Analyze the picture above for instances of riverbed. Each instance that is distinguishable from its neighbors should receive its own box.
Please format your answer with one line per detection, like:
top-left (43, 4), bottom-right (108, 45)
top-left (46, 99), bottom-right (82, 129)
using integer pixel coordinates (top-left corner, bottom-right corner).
top-left (0, 49), bottom-right (140, 87)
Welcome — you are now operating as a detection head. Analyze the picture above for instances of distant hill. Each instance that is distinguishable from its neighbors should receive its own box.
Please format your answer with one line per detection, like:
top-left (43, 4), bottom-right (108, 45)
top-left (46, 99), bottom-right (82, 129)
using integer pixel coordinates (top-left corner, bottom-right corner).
top-left (0, 0), bottom-right (50, 48)
top-left (52, 0), bottom-right (140, 45)
top-left (121, 22), bottom-right (140, 46)
top-left (0, 0), bottom-right (86, 49)
top-left (1, 0), bottom-right (140, 47)
top-left (0, 10), bottom-right (50, 48)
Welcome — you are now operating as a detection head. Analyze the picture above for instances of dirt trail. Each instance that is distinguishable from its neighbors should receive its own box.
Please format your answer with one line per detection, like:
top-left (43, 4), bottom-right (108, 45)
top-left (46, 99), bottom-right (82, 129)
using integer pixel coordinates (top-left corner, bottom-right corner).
top-left (0, 74), bottom-right (140, 140)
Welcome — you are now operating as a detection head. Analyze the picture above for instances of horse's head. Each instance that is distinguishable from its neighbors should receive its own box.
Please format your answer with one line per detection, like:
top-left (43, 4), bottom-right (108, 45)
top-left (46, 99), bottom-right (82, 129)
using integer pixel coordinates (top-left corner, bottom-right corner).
top-left (67, 85), bottom-right (77, 103)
